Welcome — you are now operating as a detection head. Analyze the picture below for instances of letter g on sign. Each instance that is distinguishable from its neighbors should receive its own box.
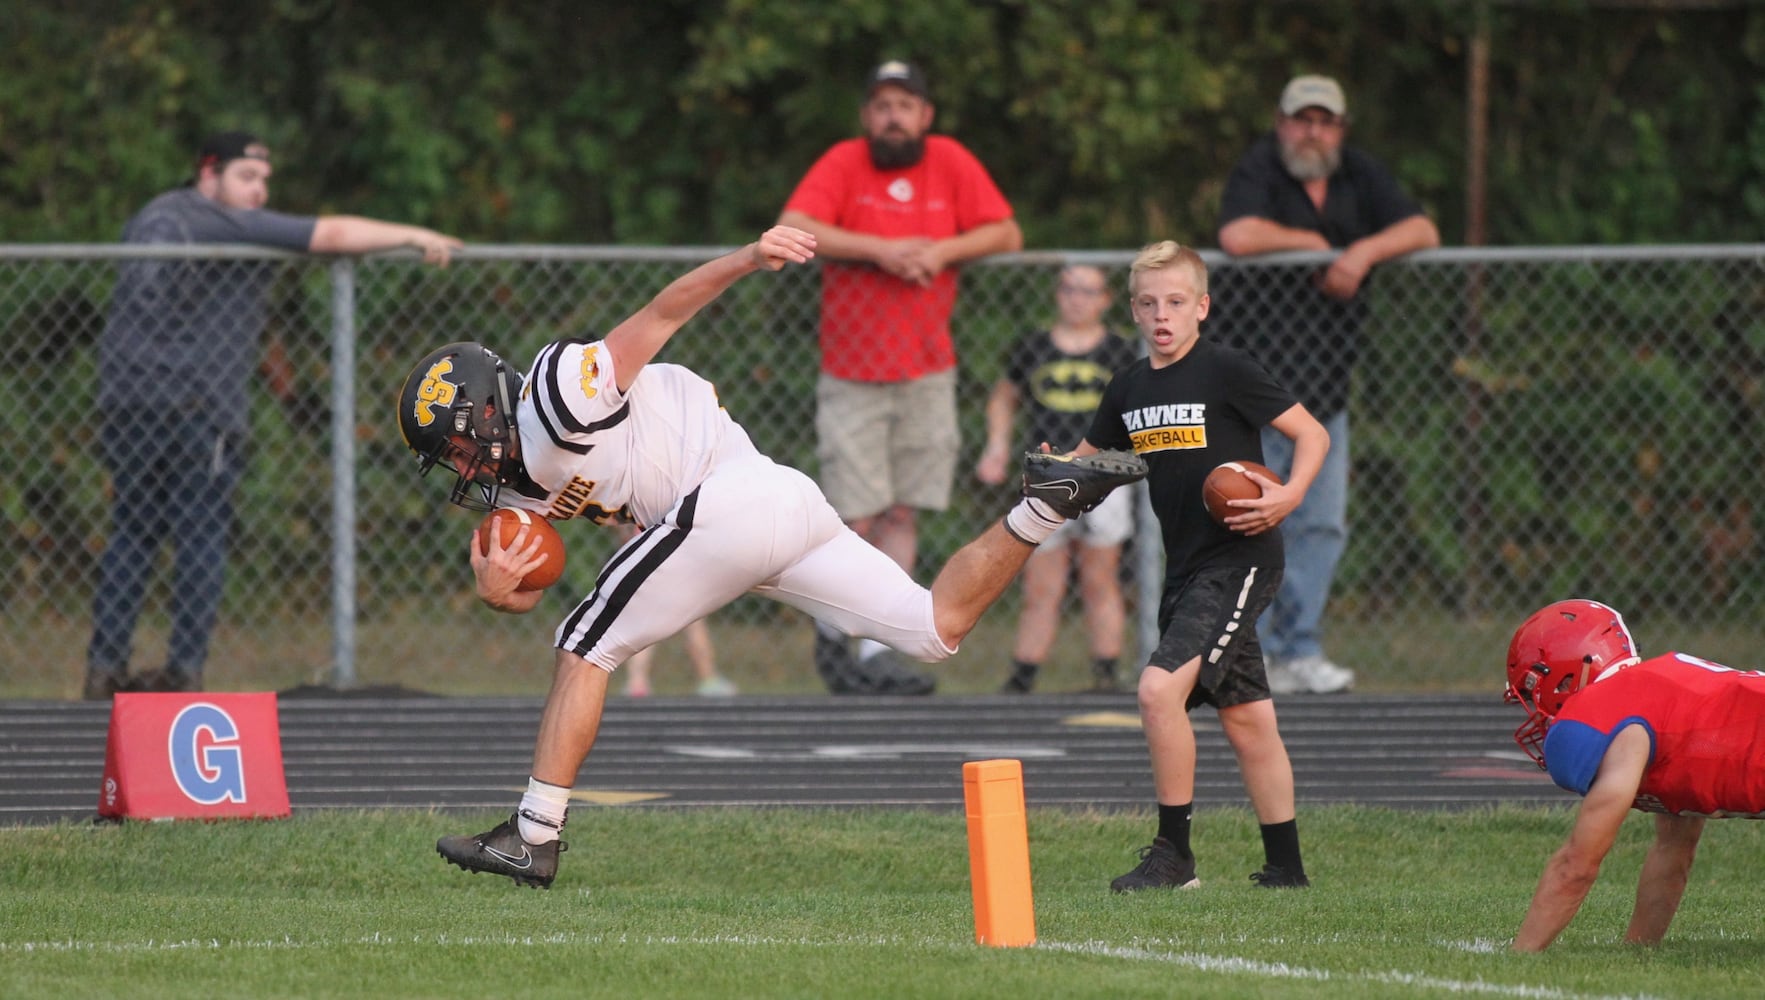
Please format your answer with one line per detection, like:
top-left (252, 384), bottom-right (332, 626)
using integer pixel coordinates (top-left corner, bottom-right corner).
top-left (168, 703), bottom-right (247, 805)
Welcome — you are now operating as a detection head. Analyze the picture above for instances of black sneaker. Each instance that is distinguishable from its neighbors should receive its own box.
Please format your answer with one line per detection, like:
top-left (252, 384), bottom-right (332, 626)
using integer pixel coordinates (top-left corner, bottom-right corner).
top-left (1022, 450), bottom-right (1148, 519)
top-left (1110, 837), bottom-right (1200, 892)
top-left (1000, 663), bottom-right (1037, 694)
top-left (1084, 668), bottom-right (1125, 694)
top-left (1249, 864), bottom-right (1310, 888)
top-left (814, 630), bottom-right (860, 693)
top-left (853, 650), bottom-right (936, 696)
top-left (437, 812), bottom-right (566, 889)
top-left (126, 668), bottom-right (202, 693)
top-left (82, 671), bottom-right (126, 701)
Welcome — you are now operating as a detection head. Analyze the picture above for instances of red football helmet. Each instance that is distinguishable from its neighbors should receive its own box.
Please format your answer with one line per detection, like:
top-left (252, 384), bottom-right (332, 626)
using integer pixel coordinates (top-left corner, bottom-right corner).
top-left (1504, 599), bottom-right (1640, 767)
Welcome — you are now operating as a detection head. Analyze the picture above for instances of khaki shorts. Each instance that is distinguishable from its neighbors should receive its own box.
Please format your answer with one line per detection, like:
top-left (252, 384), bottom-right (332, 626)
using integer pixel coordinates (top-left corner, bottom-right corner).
top-left (815, 370), bottom-right (958, 520)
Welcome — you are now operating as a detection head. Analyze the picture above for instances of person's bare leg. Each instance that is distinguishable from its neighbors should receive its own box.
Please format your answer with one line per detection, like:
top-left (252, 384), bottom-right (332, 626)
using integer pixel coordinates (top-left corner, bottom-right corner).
top-left (1076, 542), bottom-right (1125, 660)
top-left (929, 521), bottom-right (1037, 648)
top-left (1139, 658), bottom-right (1201, 804)
top-left (1218, 700), bottom-right (1296, 824)
top-left (531, 649), bottom-right (611, 786)
top-left (437, 648), bottom-right (608, 886)
top-left (869, 504), bottom-right (919, 574)
top-left (622, 645), bottom-right (654, 696)
top-left (1012, 544), bottom-right (1070, 662)
top-left (684, 619), bottom-right (718, 681)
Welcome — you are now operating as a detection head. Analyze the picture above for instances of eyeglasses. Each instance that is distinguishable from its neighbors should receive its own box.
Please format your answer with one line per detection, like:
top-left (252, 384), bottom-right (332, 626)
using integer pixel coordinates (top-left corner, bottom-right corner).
top-left (1057, 283), bottom-right (1107, 297)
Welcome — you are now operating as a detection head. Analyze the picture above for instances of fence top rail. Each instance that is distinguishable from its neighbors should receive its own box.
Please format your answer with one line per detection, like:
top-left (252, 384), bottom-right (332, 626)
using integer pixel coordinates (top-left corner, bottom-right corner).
top-left (2, 243), bottom-right (1761, 266)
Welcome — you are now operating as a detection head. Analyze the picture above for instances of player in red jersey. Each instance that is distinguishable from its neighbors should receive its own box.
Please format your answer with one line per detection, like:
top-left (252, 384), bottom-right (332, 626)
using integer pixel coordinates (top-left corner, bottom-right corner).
top-left (1504, 599), bottom-right (1765, 951)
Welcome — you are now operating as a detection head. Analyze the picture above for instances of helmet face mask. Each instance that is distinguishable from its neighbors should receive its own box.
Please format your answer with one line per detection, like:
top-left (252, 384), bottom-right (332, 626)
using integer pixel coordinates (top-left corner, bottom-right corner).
top-left (398, 342), bottom-right (521, 511)
top-left (1503, 599), bottom-right (1640, 767)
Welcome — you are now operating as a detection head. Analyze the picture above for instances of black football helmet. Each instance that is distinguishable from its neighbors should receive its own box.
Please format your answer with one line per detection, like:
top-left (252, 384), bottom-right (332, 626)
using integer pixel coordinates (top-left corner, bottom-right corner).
top-left (396, 341), bottom-right (522, 511)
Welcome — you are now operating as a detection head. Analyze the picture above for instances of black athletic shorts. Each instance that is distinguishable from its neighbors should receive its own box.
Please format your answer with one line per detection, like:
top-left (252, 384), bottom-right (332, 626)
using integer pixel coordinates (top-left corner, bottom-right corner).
top-left (1151, 564), bottom-right (1282, 711)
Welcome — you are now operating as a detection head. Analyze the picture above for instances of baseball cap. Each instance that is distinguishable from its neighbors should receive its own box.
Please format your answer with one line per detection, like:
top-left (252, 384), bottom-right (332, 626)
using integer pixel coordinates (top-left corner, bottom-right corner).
top-left (866, 60), bottom-right (929, 100)
top-left (1278, 75), bottom-right (1347, 117)
top-left (194, 130), bottom-right (271, 175)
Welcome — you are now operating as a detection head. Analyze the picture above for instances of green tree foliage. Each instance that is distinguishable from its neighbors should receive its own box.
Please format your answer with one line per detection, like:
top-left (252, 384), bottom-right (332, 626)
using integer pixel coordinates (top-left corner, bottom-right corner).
top-left (2, 1), bottom-right (1761, 246)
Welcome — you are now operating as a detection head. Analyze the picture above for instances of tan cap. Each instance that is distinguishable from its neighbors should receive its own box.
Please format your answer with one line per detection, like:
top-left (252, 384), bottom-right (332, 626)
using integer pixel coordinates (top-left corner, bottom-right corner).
top-left (1279, 75), bottom-right (1347, 117)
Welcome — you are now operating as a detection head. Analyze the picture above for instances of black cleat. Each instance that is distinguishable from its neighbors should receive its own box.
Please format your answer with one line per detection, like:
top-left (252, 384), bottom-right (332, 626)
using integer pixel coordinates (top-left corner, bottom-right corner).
top-left (1110, 837), bottom-right (1200, 892)
top-left (1022, 450), bottom-right (1148, 519)
top-left (1249, 864), bottom-right (1310, 888)
top-left (437, 813), bottom-right (566, 888)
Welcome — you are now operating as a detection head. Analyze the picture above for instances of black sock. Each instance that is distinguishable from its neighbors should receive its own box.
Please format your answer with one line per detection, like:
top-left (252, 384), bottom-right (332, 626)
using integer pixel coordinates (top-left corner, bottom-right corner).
top-left (1157, 802), bottom-right (1193, 859)
top-left (1003, 659), bottom-right (1038, 692)
top-left (1259, 818), bottom-right (1304, 873)
top-left (1091, 656), bottom-right (1118, 680)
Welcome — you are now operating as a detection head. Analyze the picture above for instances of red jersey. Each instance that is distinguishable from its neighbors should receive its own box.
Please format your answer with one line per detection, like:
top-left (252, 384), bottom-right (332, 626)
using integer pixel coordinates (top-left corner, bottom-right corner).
top-left (782, 135), bottom-right (1014, 382)
top-left (1542, 652), bottom-right (1765, 816)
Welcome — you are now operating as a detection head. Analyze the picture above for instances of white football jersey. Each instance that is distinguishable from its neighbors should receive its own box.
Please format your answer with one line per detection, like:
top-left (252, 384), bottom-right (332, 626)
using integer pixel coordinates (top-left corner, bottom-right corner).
top-left (500, 339), bottom-right (757, 528)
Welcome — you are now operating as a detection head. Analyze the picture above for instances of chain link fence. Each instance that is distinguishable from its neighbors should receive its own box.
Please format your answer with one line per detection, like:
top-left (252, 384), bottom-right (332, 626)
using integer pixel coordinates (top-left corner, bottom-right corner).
top-left (4, 244), bottom-right (1763, 698)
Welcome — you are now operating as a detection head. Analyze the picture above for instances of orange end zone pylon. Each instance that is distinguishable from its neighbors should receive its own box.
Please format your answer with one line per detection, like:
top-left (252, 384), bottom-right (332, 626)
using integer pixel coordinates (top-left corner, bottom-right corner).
top-left (962, 758), bottom-right (1036, 947)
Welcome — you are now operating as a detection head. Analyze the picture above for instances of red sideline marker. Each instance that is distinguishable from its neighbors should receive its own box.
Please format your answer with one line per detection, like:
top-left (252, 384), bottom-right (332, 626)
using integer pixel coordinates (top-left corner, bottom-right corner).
top-left (98, 692), bottom-right (290, 821)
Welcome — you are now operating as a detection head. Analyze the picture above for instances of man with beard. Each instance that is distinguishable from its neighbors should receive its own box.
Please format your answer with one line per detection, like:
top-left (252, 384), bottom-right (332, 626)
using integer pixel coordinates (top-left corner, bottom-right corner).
top-left (780, 60), bottom-right (1022, 695)
top-left (83, 129), bottom-right (460, 700)
top-left (1212, 75), bottom-right (1438, 696)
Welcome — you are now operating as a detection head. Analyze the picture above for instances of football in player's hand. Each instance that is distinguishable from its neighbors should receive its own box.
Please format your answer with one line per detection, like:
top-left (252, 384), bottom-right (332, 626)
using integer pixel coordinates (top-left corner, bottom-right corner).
top-left (476, 508), bottom-right (566, 591)
top-left (1203, 461), bottom-right (1282, 526)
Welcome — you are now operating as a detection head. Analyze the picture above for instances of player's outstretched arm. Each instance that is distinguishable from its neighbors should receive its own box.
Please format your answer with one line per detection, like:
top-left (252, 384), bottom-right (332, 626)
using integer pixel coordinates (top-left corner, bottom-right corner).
top-left (1624, 814), bottom-right (1704, 945)
top-left (1513, 726), bottom-right (1650, 951)
top-left (605, 226), bottom-right (816, 391)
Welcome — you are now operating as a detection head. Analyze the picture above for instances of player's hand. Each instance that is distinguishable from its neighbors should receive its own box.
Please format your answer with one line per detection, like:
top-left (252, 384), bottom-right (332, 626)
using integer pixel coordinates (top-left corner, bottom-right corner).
top-left (1223, 471), bottom-right (1301, 536)
top-left (752, 226), bottom-right (817, 271)
top-left (468, 525), bottom-right (547, 613)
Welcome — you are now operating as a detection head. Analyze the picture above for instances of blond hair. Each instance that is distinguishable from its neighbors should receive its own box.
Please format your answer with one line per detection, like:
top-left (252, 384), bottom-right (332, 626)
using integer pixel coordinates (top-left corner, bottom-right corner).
top-left (1128, 241), bottom-right (1209, 296)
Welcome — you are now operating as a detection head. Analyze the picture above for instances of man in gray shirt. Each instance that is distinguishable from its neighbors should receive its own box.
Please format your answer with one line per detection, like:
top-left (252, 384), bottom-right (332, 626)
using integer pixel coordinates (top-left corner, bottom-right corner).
top-left (84, 130), bottom-right (461, 699)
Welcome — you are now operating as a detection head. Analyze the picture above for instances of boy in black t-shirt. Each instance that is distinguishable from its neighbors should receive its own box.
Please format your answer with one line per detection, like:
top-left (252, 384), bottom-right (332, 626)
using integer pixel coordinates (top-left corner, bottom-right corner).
top-left (1074, 241), bottom-right (1330, 891)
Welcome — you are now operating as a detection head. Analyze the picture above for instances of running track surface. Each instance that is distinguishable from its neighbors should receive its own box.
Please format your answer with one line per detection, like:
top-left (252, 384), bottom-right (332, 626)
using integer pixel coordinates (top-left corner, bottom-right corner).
top-left (0, 693), bottom-right (1568, 825)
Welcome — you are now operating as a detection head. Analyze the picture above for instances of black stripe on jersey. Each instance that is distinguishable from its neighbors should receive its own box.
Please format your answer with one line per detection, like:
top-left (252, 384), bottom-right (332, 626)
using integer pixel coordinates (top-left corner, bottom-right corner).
top-left (531, 339), bottom-right (630, 455)
top-left (559, 487), bottom-right (701, 658)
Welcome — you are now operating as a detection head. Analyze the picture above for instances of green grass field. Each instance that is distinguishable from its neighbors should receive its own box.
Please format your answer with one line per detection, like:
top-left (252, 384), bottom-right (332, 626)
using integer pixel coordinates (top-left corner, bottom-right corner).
top-left (4, 806), bottom-right (1763, 999)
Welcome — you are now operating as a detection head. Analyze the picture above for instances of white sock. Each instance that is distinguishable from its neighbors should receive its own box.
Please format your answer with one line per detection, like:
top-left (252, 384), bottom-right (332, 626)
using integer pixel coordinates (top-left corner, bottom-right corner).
top-left (857, 638), bottom-right (890, 661)
top-left (1003, 497), bottom-right (1064, 545)
top-left (518, 777), bottom-right (571, 844)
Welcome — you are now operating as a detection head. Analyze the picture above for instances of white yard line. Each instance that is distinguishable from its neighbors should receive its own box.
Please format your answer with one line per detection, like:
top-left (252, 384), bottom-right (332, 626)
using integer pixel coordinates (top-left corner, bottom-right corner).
top-left (1, 932), bottom-right (1662, 999)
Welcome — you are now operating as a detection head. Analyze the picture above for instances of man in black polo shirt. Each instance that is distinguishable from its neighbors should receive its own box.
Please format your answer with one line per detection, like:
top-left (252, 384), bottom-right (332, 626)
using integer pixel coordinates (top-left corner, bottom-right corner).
top-left (1213, 74), bottom-right (1439, 696)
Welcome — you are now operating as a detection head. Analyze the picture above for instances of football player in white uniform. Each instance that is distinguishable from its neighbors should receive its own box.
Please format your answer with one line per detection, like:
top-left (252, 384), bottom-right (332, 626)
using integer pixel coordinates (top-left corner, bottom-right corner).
top-left (397, 225), bottom-right (1147, 887)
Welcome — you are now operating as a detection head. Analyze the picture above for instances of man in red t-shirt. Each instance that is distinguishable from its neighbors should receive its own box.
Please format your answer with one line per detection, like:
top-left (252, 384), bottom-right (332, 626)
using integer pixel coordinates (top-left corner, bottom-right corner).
top-left (779, 60), bottom-right (1021, 694)
top-left (1503, 599), bottom-right (1765, 951)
